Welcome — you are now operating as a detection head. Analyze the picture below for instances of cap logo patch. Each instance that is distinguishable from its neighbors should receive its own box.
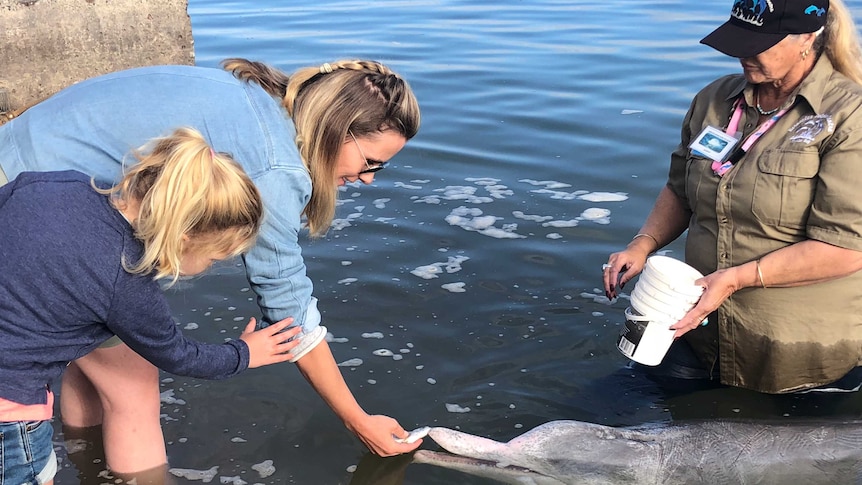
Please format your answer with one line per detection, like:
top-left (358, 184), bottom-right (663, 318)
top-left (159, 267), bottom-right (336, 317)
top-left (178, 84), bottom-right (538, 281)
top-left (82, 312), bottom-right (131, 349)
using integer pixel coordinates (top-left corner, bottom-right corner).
top-left (732, 0), bottom-right (775, 27)
top-left (804, 5), bottom-right (826, 16)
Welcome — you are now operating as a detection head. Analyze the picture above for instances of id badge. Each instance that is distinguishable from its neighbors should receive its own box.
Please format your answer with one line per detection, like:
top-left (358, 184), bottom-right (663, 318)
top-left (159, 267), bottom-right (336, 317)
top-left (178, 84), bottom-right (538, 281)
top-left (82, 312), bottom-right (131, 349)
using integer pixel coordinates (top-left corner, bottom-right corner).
top-left (689, 126), bottom-right (739, 162)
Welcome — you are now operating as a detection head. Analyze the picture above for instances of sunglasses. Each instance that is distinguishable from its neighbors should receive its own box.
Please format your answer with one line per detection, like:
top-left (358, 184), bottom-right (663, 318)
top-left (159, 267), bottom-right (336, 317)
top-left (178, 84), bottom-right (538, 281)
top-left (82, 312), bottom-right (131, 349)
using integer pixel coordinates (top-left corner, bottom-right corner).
top-left (349, 131), bottom-right (388, 174)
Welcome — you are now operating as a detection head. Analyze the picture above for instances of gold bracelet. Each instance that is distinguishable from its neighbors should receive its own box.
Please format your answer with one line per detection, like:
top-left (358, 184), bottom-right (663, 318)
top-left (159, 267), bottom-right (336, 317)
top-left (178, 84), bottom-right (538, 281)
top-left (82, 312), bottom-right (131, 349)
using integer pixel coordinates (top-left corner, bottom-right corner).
top-left (756, 259), bottom-right (767, 288)
top-left (632, 233), bottom-right (659, 247)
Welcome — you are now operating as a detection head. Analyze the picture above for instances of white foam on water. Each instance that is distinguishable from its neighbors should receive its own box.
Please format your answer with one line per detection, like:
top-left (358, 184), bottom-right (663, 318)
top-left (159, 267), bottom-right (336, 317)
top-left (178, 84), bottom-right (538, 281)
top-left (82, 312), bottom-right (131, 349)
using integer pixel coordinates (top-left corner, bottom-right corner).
top-left (410, 264), bottom-right (442, 279)
top-left (580, 207), bottom-right (612, 224)
top-left (337, 358), bottom-right (363, 367)
top-left (361, 332), bottom-right (385, 339)
top-left (329, 211), bottom-right (362, 231)
top-left (251, 460), bottom-right (276, 478)
top-left (337, 278), bottom-right (358, 285)
top-left (184, 322), bottom-right (199, 330)
top-left (411, 255), bottom-right (470, 279)
top-left (219, 475), bottom-right (246, 484)
top-left (445, 403), bottom-right (471, 413)
top-left (160, 389), bottom-right (186, 405)
top-left (394, 181), bottom-right (424, 190)
top-left (373, 349), bottom-right (395, 357)
top-left (578, 191), bottom-right (628, 202)
top-left (542, 219), bottom-right (579, 228)
top-left (445, 206), bottom-right (526, 238)
top-left (580, 292), bottom-right (614, 306)
top-left (325, 332), bottom-right (349, 344)
top-left (529, 188), bottom-right (587, 200)
top-left (168, 466), bottom-right (219, 482)
top-left (512, 210), bottom-right (553, 222)
top-left (479, 225), bottom-right (525, 239)
top-left (621, 109), bottom-right (644, 115)
top-left (518, 179), bottom-right (572, 189)
top-left (442, 282), bottom-right (466, 293)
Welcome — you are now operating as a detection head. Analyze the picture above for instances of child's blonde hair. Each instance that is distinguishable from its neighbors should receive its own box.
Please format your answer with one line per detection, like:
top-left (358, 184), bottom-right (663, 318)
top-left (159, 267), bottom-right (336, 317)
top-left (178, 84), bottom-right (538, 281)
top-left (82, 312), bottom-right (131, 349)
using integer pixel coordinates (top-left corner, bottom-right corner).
top-left (98, 127), bottom-right (263, 285)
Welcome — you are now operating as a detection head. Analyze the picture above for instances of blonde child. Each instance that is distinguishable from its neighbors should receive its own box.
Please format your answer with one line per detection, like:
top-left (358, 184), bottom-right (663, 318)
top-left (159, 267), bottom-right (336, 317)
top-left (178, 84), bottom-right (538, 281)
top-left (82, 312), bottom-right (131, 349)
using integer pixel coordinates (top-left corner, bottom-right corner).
top-left (0, 127), bottom-right (301, 485)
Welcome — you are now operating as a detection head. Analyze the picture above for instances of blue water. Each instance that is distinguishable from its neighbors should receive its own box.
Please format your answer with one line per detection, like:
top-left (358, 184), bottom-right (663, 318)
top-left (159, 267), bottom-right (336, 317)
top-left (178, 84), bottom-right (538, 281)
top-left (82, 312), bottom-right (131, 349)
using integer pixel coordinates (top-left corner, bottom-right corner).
top-left (55, 1), bottom-right (862, 484)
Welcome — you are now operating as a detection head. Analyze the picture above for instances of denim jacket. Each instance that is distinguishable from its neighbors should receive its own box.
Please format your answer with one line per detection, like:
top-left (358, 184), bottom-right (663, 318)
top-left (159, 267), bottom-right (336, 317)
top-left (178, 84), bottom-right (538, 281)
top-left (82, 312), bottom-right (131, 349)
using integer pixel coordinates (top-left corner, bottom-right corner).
top-left (0, 65), bottom-right (320, 337)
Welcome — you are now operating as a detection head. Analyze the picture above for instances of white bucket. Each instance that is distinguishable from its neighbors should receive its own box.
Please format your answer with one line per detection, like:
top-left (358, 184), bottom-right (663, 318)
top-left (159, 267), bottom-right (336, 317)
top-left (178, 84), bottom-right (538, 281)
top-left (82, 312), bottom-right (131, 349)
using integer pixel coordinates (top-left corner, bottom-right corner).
top-left (638, 268), bottom-right (704, 301)
top-left (630, 285), bottom-right (690, 322)
top-left (616, 306), bottom-right (676, 367)
top-left (618, 255), bottom-right (704, 366)
top-left (631, 277), bottom-right (700, 310)
top-left (643, 256), bottom-right (704, 292)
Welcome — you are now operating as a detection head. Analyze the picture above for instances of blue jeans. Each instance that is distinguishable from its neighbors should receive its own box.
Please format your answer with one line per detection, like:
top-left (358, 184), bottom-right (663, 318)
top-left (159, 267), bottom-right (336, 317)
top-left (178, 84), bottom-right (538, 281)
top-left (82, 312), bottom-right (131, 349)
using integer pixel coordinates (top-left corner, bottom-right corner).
top-left (0, 420), bottom-right (57, 485)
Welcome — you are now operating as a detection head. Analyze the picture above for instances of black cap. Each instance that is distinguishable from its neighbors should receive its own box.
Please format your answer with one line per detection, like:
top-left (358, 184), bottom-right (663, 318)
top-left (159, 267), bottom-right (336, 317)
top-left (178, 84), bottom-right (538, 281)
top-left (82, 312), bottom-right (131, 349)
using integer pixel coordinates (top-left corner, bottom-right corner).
top-left (701, 0), bottom-right (829, 58)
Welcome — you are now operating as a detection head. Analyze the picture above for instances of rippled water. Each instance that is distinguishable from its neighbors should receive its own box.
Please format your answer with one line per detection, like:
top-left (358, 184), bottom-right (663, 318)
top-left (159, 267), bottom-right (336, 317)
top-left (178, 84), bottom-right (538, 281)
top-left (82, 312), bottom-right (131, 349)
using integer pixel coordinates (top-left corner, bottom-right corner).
top-left (55, 1), bottom-right (862, 484)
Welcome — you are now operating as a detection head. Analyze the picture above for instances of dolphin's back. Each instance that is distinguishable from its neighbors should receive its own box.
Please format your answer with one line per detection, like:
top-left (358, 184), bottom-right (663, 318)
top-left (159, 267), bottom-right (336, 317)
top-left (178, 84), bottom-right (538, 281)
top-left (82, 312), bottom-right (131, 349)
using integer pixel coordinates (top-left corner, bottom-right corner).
top-left (643, 420), bottom-right (862, 484)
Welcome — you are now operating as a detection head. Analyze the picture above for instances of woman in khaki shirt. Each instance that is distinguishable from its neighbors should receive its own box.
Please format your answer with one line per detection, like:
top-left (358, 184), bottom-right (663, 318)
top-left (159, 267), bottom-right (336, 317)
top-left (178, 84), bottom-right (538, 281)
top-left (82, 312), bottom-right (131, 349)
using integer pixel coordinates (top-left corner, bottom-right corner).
top-left (603, 0), bottom-right (862, 394)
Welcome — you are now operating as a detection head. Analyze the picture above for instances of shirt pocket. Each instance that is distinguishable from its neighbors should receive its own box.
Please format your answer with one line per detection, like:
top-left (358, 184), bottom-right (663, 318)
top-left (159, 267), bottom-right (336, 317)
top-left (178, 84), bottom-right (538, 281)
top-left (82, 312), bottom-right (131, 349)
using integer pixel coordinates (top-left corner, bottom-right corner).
top-left (752, 148), bottom-right (820, 229)
top-left (685, 154), bottom-right (714, 215)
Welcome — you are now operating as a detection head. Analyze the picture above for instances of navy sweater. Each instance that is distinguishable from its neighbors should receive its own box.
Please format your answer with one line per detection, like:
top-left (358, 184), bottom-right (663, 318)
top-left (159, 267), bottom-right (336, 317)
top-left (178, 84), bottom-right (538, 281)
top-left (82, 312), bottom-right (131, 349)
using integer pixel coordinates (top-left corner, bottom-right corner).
top-left (0, 171), bottom-right (249, 406)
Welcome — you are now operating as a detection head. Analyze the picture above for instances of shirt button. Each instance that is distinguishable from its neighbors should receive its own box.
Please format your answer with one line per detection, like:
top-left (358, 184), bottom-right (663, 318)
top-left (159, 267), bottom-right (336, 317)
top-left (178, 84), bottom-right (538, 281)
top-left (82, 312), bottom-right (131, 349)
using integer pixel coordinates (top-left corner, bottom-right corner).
top-left (720, 252), bottom-right (728, 260)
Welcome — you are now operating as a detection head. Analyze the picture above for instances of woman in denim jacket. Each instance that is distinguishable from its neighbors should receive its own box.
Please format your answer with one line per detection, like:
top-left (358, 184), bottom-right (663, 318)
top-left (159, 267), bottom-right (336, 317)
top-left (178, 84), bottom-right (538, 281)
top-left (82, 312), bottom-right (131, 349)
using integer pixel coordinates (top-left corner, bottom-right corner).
top-left (0, 57), bottom-right (421, 475)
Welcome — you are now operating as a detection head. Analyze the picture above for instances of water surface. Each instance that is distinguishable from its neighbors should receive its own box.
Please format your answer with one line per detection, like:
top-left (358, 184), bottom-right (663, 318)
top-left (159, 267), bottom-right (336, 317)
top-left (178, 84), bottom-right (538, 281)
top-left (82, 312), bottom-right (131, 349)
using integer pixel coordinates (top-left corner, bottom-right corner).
top-left (54, 1), bottom-right (862, 484)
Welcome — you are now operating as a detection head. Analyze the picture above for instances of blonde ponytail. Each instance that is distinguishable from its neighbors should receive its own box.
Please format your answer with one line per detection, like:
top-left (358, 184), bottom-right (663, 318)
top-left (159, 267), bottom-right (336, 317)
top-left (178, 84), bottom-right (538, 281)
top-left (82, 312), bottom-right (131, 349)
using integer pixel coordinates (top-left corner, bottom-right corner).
top-left (819, 0), bottom-right (862, 85)
top-left (98, 127), bottom-right (263, 285)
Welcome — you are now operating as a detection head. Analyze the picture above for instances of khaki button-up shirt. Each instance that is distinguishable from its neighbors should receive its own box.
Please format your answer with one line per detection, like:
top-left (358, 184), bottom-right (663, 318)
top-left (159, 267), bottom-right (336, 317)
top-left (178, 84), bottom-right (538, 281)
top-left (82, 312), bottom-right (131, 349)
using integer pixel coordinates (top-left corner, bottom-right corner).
top-left (667, 56), bottom-right (862, 393)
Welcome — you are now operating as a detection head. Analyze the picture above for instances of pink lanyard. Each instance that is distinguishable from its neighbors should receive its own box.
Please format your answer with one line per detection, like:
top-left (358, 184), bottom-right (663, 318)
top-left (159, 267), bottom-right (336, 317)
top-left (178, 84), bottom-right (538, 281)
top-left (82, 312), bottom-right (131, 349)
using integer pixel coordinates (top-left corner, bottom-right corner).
top-left (711, 97), bottom-right (791, 176)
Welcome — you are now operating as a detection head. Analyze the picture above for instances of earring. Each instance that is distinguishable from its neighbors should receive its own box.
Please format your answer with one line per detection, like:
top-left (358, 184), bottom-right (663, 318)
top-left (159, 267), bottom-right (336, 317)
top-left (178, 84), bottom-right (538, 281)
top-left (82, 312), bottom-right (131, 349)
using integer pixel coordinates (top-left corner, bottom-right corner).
top-left (801, 48), bottom-right (811, 60)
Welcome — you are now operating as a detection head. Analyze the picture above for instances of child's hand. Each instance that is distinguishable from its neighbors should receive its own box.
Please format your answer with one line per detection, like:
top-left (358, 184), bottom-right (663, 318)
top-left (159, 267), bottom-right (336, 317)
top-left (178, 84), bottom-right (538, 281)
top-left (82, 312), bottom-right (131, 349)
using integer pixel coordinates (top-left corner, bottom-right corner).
top-left (240, 317), bottom-right (302, 368)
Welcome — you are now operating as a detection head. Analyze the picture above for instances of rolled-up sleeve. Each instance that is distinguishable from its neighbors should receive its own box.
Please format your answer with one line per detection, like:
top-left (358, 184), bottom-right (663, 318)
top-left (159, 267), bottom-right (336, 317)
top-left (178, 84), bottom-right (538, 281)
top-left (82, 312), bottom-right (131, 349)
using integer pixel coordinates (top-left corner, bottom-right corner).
top-left (807, 121), bottom-right (862, 251)
top-left (243, 167), bottom-right (319, 332)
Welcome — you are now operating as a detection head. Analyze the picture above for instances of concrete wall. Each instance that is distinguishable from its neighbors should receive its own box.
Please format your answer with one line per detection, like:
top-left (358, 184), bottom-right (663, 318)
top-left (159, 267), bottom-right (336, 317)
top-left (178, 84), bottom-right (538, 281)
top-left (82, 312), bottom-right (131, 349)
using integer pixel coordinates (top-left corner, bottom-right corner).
top-left (0, 0), bottom-right (194, 122)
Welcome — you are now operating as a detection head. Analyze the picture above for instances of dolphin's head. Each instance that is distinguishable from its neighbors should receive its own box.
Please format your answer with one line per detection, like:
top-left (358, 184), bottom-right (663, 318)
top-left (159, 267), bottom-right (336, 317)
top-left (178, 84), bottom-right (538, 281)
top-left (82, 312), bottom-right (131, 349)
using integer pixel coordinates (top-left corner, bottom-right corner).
top-left (413, 449), bottom-right (567, 485)
top-left (426, 427), bottom-right (510, 461)
top-left (415, 422), bottom-right (662, 485)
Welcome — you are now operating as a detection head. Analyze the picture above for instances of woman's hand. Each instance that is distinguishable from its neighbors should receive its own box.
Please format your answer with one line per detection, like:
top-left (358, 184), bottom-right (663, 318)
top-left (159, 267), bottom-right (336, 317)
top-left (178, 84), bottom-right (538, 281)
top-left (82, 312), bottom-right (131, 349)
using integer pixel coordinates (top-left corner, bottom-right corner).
top-left (346, 413), bottom-right (423, 456)
top-left (603, 242), bottom-right (652, 300)
top-left (240, 317), bottom-right (302, 368)
top-left (669, 266), bottom-right (747, 337)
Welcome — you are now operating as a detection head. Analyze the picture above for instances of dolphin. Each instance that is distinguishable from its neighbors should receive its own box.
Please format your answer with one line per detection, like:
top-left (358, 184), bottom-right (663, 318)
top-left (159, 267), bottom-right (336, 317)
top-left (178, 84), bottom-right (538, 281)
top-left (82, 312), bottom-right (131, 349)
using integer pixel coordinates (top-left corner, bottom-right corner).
top-left (412, 419), bottom-right (862, 485)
